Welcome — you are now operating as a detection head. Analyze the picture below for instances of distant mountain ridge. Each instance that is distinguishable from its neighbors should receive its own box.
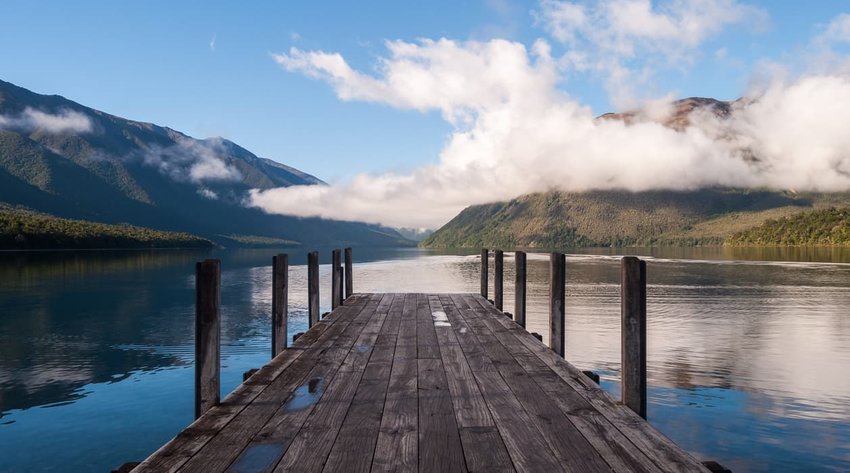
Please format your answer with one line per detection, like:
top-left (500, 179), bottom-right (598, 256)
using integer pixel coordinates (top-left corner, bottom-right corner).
top-left (422, 97), bottom-right (850, 249)
top-left (0, 79), bottom-right (411, 247)
top-left (597, 97), bottom-right (736, 130)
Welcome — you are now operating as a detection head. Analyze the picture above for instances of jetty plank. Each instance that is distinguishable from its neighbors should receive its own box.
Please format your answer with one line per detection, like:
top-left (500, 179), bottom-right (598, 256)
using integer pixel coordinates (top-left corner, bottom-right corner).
top-left (132, 293), bottom-right (370, 473)
top-left (135, 292), bottom-right (708, 473)
top-left (466, 295), bottom-right (661, 473)
top-left (467, 294), bottom-right (708, 473)
top-left (371, 294), bottom-right (418, 472)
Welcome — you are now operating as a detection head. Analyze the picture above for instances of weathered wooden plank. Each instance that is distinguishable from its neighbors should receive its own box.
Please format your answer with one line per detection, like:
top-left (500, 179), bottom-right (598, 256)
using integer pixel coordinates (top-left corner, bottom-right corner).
top-left (308, 251), bottom-right (319, 327)
top-left (429, 296), bottom-right (514, 472)
top-left (514, 251), bottom-right (526, 329)
top-left (344, 247), bottom-right (353, 299)
top-left (132, 294), bottom-right (371, 473)
top-left (271, 368), bottom-right (363, 472)
top-left (248, 295), bottom-right (389, 473)
top-left (227, 297), bottom-right (385, 471)
top-left (459, 294), bottom-right (611, 473)
top-left (469, 294), bottom-right (708, 472)
top-left (370, 295), bottom-right (404, 364)
top-left (372, 294), bottom-right (418, 472)
top-left (417, 357), bottom-right (467, 473)
top-left (549, 252), bottom-right (566, 357)
top-left (621, 256), bottom-right (647, 419)
top-left (429, 296), bottom-right (495, 429)
top-left (272, 254), bottom-right (288, 358)
top-left (223, 348), bottom-right (349, 473)
top-left (494, 249), bottom-right (504, 310)
top-left (177, 295), bottom-right (382, 473)
top-left (467, 295), bottom-right (660, 473)
top-left (415, 293), bottom-right (441, 359)
top-left (338, 294), bottom-right (393, 373)
top-left (322, 296), bottom-right (399, 472)
top-left (195, 259), bottom-right (221, 419)
top-left (371, 357), bottom-right (417, 472)
top-left (445, 294), bottom-right (564, 472)
top-left (393, 294), bottom-right (417, 361)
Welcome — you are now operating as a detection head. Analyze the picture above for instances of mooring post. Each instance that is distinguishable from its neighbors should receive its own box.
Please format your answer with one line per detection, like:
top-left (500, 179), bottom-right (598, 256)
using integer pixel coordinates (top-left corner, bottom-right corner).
top-left (494, 249), bottom-right (504, 310)
top-left (621, 256), bottom-right (647, 419)
top-left (332, 249), bottom-right (342, 309)
top-left (480, 248), bottom-right (489, 299)
top-left (514, 250), bottom-right (527, 328)
top-left (344, 247), bottom-right (353, 299)
top-left (308, 251), bottom-right (319, 327)
top-left (549, 252), bottom-right (566, 358)
top-left (195, 259), bottom-right (220, 419)
top-left (337, 265), bottom-right (344, 307)
top-left (271, 254), bottom-right (288, 358)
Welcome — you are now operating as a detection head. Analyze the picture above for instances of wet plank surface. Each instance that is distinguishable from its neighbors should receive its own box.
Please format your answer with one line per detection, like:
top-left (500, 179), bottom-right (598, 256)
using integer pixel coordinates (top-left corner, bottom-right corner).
top-left (134, 293), bottom-right (708, 473)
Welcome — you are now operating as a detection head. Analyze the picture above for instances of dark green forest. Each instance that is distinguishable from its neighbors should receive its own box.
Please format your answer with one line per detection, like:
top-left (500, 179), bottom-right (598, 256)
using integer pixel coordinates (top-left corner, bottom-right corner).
top-left (1, 209), bottom-right (212, 249)
top-left (728, 207), bottom-right (850, 246)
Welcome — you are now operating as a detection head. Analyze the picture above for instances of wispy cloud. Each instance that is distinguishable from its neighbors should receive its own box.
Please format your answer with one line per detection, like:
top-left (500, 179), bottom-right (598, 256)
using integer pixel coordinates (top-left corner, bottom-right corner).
top-left (140, 138), bottom-right (242, 184)
top-left (253, 9), bottom-right (850, 229)
top-left (210, 33), bottom-right (217, 52)
top-left (0, 107), bottom-right (93, 134)
top-left (534, 0), bottom-right (768, 107)
top-left (816, 13), bottom-right (850, 45)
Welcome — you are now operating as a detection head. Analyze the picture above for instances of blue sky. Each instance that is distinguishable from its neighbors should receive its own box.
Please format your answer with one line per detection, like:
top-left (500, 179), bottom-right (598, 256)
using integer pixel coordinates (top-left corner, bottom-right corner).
top-left (1, 1), bottom-right (846, 181)
top-left (3, 1), bottom-right (850, 228)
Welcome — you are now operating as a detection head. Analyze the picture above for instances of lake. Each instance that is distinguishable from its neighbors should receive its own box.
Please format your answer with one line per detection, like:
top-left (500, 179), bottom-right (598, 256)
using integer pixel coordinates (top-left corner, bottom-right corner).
top-left (1, 247), bottom-right (849, 472)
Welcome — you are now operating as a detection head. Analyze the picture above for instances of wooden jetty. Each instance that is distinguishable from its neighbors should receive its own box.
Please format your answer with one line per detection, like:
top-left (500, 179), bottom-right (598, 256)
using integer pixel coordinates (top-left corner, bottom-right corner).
top-left (129, 249), bottom-right (715, 473)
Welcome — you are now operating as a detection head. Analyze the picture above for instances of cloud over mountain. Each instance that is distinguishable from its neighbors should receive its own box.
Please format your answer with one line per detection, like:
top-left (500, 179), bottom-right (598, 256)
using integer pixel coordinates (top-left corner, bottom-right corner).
top-left (0, 107), bottom-right (93, 134)
top-left (252, 5), bottom-right (850, 229)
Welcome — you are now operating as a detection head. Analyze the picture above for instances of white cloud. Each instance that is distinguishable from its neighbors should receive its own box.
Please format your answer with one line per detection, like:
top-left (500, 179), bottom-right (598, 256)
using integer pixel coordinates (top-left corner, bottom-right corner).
top-left (0, 107), bottom-right (93, 134)
top-left (273, 38), bottom-right (558, 125)
top-left (535, 0), bottom-right (767, 107)
top-left (141, 138), bottom-right (242, 184)
top-left (210, 34), bottom-right (217, 52)
top-left (254, 35), bottom-right (850, 228)
top-left (198, 188), bottom-right (219, 200)
top-left (816, 13), bottom-right (850, 45)
top-left (537, 0), bottom-right (765, 53)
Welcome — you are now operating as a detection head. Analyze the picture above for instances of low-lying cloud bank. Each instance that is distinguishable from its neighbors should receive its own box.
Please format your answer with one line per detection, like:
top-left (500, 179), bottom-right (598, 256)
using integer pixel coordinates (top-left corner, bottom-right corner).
top-left (251, 4), bottom-right (850, 229)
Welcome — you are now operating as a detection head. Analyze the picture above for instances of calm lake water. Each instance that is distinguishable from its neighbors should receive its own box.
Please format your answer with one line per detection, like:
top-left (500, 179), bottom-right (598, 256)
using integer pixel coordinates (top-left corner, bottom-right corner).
top-left (1, 246), bottom-right (849, 472)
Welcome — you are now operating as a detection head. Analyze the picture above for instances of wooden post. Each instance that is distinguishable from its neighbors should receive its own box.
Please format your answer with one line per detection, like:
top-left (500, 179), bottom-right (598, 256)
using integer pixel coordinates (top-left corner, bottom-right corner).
top-left (271, 254), bottom-right (288, 358)
top-left (480, 248), bottom-right (489, 299)
top-left (332, 249), bottom-right (341, 309)
top-left (549, 252), bottom-right (566, 358)
top-left (344, 247), bottom-right (353, 299)
top-left (514, 251), bottom-right (527, 328)
top-left (337, 266), bottom-right (344, 307)
top-left (195, 259), bottom-right (220, 419)
top-left (494, 249), bottom-right (504, 310)
top-left (621, 256), bottom-right (647, 419)
top-left (308, 251), bottom-right (319, 327)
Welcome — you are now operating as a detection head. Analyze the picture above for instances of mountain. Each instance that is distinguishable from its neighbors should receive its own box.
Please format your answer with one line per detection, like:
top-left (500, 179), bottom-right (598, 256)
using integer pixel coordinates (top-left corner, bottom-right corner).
top-left (395, 227), bottom-right (435, 242)
top-left (421, 97), bottom-right (850, 249)
top-left (597, 97), bottom-right (735, 130)
top-left (420, 189), bottom-right (850, 248)
top-left (0, 79), bottom-right (411, 247)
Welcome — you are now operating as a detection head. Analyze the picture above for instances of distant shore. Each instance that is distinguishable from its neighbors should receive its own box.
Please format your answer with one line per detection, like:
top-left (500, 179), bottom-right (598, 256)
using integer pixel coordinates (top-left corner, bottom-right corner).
top-left (1, 209), bottom-right (213, 250)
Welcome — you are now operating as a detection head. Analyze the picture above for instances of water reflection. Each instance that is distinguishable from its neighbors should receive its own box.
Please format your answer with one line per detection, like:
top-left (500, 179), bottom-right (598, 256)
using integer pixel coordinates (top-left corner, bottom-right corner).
top-left (1, 247), bottom-right (849, 472)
